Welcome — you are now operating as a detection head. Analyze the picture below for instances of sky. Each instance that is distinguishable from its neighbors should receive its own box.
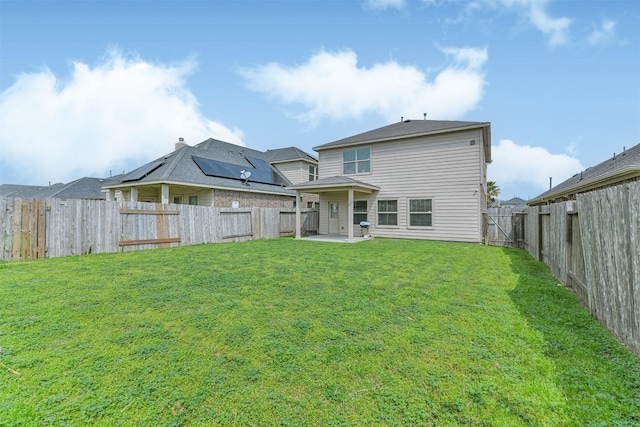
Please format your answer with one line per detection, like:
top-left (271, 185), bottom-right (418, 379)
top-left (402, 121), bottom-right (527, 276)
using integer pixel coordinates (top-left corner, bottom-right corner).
top-left (1, 0), bottom-right (638, 200)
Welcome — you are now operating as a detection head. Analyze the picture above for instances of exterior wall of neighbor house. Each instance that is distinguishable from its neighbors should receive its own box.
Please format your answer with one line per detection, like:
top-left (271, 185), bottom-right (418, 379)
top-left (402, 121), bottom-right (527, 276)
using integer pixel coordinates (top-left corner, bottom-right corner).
top-left (317, 128), bottom-right (486, 243)
top-left (214, 189), bottom-right (294, 208)
top-left (273, 160), bottom-right (317, 185)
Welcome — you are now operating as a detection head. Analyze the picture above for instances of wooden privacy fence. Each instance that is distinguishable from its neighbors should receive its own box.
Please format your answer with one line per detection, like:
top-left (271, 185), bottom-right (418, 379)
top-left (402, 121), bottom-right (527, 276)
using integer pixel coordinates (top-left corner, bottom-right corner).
top-left (1, 197), bottom-right (318, 261)
top-left (486, 206), bottom-right (525, 248)
top-left (521, 182), bottom-right (639, 356)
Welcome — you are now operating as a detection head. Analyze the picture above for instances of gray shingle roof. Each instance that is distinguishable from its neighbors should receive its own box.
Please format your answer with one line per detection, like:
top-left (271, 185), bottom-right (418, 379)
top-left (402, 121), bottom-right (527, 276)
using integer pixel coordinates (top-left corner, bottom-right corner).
top-left (529, 143), bottom-right (640, 204)
top-left (265, 147), bottom-right (317, 163)
top-left (106, 138), bottom-right (315, 195)
top-left (0, 176), bottom-right (121, 200)
top-left (314, 119), bottom-right (491, 150)
top-left (288, 175), bottom-right (379, 191)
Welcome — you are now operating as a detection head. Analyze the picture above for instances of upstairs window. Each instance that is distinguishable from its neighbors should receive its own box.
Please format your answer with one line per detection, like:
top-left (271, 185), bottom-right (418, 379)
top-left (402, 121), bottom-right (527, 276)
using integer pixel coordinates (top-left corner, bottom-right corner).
top-left (409, 199), bottom-right (432, 227)
top-left (308, 165), bottom-right (318, 181)
top-left (343, 147), bottom-right (370, 174)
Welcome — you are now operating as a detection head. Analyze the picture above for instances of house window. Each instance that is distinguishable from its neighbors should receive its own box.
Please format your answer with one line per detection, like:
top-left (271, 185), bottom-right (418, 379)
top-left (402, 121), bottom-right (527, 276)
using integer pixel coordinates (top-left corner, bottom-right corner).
top-left (307, 201), bottom-right (314, 208)
top-left (343, 147), bottom-right (370, 174)
top-left (189, 195), bottom-right (198, 206)
top-left (173, 196), bottom-right (183, 204)
top-left (378, 200), bottom-right (397, 226)
top-left (353, 200), bottom-right (368, 224)
top-left (308, 165), bottom-right (318, 181)
top-left (409, 199), bottom-right (432, 227)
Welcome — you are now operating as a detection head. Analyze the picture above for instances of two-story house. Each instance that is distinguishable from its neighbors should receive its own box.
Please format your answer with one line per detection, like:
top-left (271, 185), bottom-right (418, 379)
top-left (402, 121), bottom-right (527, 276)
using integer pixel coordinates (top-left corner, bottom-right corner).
top-left (290, 119), bottom-right (491, 243)
top-left (103, 138), bottom-right (319, 208)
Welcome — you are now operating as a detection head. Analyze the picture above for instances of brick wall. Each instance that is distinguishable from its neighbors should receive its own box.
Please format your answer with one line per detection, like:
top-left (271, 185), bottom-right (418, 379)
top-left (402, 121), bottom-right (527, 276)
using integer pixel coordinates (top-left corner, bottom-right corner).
top-left (215, 189), bottom-right (293, 208)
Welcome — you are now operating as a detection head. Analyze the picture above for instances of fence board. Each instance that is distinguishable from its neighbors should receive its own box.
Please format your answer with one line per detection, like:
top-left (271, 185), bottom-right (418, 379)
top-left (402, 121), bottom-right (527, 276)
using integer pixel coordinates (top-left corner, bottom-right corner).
top-left (0, 197), bottom-right (10, 260)
top-left (566, 212), bottom-right (588, 305)
top-left (523, 206), bottom-right (538, 259)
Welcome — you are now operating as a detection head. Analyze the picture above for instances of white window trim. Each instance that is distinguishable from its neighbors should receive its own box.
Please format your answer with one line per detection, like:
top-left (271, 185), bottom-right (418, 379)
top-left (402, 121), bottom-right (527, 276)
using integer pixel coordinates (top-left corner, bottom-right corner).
top-left (353, 199), bottom-right (368, 225)
top-left (342, 146), bottom-right (372, 175)
top-left (308, 164), bottom-right (318, 181)
top-left (376, 198), bottom-right (399, 228)
top-left (407, 197), bottom-right (434, 229)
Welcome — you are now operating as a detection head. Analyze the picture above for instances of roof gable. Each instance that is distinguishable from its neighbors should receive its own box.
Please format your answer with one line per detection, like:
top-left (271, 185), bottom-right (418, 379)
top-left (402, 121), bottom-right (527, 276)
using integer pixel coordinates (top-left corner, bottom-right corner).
top-left (266, 147), bottom-right (318, 163)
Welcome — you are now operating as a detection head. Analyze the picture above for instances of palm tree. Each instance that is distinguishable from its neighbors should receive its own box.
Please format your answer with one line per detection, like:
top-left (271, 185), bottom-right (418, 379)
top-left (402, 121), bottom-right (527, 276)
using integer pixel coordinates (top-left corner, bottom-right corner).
top-left (487, 181), bottom-right (500, 206)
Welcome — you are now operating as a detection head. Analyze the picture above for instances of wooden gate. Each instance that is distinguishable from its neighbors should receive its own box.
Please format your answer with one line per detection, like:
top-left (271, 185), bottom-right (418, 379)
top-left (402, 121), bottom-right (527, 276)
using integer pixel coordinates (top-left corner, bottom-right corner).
top-left (486, 207), bottom-right (525, 248)
top-left (7, 198), bottom-right (48, 260)
top-left (119, 205), bottom-right (181, 249)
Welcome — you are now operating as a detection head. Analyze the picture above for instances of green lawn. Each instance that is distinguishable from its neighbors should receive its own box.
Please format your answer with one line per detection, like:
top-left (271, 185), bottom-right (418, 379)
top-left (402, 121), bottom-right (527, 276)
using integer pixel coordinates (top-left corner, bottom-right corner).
top-left (1, 238), bottom-right (638, 426)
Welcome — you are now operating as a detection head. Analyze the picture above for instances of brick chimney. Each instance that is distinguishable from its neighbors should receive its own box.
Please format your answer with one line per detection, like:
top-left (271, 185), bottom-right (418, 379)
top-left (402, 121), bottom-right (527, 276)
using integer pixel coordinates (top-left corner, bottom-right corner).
top-left (175, 137), bottom-right (188, 151)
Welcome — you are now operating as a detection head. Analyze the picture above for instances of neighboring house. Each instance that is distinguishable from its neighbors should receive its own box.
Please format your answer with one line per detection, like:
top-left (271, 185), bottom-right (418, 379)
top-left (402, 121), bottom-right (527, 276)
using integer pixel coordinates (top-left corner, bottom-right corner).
top-left (528, 143), bottom-right (640, 206)
top-left (499, 197), bottom-right (528, 208)
top-left (102, 138), bottom-right (319, 208)
top-left (289, 119), bottom-right (492, 243)
top-left (0, 176), bottom-right (121, 200)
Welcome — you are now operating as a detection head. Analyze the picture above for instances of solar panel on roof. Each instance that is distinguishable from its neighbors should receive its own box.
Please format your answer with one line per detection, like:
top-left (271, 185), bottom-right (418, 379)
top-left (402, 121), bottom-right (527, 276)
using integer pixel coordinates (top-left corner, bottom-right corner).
top-left (192, 156), bottom-right (287, 186)
top-left (122, 159), bottom-right (164, 182)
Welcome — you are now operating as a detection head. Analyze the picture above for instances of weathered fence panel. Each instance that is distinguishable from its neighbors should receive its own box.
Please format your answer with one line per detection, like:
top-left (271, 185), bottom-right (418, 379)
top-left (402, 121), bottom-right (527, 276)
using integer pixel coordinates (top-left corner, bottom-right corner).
top-left (520, 182), bottom-right (639, 356)
top-left (0, 198), bottom-right (47, 260)
top-left (577, 182), bottom-right (640, 356)
top-left (523, 206), bottom-right (539, 259)
top-left (566, 212), bottom-right (588, 305)
top-left (0, 196), bottom-right (319, 261)
top-left (540, 202), bottom-right (573, 282)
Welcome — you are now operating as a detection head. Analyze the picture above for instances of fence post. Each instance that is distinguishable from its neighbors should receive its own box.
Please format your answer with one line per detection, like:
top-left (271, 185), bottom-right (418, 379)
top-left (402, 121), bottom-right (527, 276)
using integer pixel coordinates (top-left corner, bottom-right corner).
top-left (537, 205), bottom-right (543, 261)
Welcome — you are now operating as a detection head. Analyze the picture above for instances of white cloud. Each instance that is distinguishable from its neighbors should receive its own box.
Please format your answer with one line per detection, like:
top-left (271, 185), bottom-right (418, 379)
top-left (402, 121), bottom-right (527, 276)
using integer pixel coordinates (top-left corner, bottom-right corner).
top-left (588, 19), bottom-right (617, 46)
top-left (523, 0), bottom-right (572, 46)
top-left (445, 0), bottom-right (572, 47)
top-left (239, 46), bottom-right (487, 126)
top-left (489, 139), bottom-right (584, 196)
top-left (365, 0), bottom-right (406, 10)
top-left (0, 49), bottom-right (244, 185)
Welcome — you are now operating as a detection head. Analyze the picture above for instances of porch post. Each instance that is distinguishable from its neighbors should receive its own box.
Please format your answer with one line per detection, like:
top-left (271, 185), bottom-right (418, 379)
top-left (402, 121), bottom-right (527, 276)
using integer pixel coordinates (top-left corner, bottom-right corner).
top-left (347, 188), bottom-right (354, 241)
top-left (131, 187), bottom-right (139, 202)
top-left (295, 191), bottom-right (301, 239)
top-left (161, 184), bottom-right (169, 205)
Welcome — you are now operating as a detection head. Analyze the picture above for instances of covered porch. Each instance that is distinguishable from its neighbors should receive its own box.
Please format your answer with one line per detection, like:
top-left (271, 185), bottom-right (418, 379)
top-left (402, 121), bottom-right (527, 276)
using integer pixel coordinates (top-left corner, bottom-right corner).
top-left (289, 176), bottom-right (379, 243)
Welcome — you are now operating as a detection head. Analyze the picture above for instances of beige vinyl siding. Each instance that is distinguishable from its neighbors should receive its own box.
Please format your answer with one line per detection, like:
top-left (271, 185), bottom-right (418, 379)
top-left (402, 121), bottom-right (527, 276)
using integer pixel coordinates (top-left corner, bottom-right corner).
top-left (273, 160), bottom-right (316, 185)
top-left (318, 193), bottom-right (349, 235)
top-left (318, 129), bottom-right (485, 243)
top-left (200, 190), bottom-right (214, 207)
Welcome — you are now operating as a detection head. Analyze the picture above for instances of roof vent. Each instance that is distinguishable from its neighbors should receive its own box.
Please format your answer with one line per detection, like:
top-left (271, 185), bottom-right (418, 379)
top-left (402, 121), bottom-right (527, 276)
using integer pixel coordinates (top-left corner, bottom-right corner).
top-left (404, 119), bottom-right (411, 123)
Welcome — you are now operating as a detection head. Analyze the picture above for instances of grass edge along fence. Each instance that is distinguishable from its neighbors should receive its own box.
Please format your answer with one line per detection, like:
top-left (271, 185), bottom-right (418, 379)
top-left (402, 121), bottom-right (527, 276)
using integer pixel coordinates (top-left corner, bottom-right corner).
top-left (0, 196), bottom-right (318, 261)
top-left (522, 181), bottom-right (639, 357)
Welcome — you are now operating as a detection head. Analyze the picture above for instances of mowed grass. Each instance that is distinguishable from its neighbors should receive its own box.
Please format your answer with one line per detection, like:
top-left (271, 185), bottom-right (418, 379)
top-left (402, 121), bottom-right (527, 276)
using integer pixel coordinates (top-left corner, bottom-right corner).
top-left (0, 239), bottom-right (638, 426)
